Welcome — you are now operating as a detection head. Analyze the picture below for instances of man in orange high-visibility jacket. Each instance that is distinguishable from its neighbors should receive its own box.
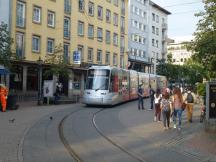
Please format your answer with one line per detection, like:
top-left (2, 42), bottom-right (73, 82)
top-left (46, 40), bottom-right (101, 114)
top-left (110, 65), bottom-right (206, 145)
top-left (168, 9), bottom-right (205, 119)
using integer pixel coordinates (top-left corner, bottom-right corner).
top-left (0, 85), bottom-right (8, 112)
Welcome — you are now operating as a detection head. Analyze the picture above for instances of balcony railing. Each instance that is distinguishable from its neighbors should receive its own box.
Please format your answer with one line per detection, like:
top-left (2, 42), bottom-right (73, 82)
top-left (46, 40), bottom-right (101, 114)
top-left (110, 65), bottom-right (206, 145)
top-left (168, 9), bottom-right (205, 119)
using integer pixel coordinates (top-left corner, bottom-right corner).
top-left (162, 23), bottom-right (167, 30)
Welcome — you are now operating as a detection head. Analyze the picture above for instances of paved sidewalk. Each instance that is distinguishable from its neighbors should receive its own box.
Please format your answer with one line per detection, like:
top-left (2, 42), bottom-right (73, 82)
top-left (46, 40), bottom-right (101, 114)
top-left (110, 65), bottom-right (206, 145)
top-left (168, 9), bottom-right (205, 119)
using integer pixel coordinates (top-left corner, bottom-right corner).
top-left (0, 102), bottom-right (78, 162)
top-left (0, 101), bottom-right (215, 162)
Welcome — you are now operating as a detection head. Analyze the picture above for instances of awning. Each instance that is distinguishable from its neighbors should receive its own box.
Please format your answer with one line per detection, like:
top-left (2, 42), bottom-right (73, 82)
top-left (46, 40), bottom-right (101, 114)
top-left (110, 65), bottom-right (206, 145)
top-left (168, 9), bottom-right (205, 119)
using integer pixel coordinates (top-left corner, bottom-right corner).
top-left (0, 65), bottom-right (10, 75)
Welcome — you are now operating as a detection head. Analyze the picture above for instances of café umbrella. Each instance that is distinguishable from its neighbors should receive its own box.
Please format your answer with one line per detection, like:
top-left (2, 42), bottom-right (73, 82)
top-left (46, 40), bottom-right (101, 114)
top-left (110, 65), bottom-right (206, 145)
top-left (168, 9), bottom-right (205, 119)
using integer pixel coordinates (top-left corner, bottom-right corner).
top-left (0, 65), bottom-right (10, 75)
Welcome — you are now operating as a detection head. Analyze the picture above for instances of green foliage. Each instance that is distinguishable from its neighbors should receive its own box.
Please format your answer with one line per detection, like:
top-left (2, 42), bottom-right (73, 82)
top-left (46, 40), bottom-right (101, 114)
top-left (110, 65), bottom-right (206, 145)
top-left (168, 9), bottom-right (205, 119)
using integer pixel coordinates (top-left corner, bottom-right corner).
top-left (0, 22), bottom-right (13, 68)
top-left (157, 59), bottom-right (207, 87)
top-left (166, 53), bottom-right (173, 64)
top-left (197, 82), bottom-right (206, 96)
top-left (44, 44), bottom-right (69, 78)
top-left (188, 0), bottom-right (216, 78)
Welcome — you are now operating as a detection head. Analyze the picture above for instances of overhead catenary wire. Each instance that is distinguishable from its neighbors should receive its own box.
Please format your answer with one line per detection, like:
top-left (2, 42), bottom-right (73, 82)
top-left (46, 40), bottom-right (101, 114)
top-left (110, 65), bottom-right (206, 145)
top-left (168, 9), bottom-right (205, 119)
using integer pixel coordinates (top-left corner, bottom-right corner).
top-left (163, 1), bottom-right (203, 8)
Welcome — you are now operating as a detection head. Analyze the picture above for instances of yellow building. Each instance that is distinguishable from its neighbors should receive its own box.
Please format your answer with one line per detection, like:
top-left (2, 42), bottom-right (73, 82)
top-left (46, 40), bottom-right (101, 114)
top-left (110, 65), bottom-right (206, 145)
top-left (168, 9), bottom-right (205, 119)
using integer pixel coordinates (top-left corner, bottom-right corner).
top-left (1, 0), bottom-right (128, 99)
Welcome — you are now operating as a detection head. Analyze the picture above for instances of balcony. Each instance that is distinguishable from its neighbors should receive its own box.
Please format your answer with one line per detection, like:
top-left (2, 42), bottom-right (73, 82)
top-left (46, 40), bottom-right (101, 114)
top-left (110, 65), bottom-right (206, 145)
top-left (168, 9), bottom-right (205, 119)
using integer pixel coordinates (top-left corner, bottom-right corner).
top-left (128, 54), bottom-right (149, 63)
top-left (162, 35), bottom-right (167, 42)
top-left (162, 23), bottom-right (167, 30)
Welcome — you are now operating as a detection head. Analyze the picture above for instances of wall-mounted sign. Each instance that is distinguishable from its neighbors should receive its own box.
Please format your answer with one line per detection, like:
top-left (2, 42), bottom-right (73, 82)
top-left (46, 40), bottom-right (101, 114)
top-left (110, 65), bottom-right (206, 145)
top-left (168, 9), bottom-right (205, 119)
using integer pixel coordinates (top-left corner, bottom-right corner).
top-left (73, 51), bottom-right (81, 64)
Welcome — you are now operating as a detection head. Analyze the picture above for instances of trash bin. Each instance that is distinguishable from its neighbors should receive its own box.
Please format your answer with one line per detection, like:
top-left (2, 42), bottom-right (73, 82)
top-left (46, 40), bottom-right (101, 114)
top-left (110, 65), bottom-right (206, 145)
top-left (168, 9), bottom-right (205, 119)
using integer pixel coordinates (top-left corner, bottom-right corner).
top-left (6, 94), bottom-right (19, 110)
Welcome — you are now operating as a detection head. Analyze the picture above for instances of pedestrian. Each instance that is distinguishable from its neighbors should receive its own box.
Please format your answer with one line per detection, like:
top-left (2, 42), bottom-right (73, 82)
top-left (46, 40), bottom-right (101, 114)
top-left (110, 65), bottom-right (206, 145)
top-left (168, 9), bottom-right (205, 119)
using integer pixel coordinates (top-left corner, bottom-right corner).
top-left (160, 91), bottom-right (172, 130)
top-left (149, 85), bottom-right (155, 110)
top-left (137, 84), bottom-right (144, 110)
top-left (185, 88), bottom-right (195, 123)
top-left (0, 84), bottom-right (8, 112)
top-left (154, 89), bottom-right (162, 122)
top-left (172, 87), bottom-right (184, 130)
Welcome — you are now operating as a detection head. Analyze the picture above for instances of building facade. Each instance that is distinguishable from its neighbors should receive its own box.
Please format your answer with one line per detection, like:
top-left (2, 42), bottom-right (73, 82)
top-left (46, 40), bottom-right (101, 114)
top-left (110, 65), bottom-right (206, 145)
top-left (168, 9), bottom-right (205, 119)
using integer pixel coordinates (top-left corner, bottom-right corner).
top-left (128, 0), bottom-right (170, 73)
top-left (168, 41), bottom-right (193, 65)
top-left (0, 0), bottom-right (129, 99)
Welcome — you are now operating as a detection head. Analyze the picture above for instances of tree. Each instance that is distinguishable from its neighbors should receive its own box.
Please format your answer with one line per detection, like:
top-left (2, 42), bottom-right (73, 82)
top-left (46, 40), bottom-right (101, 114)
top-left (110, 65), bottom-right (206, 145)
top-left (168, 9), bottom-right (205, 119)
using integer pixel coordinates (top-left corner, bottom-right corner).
top-left (188, 0), bottom-right (216, 77)
top-left (0, 22), bottom-right (13, 68)
top-left (44, 44), bottom-right (69, 78)
top-left (166, 52), bottom-right (173, 64)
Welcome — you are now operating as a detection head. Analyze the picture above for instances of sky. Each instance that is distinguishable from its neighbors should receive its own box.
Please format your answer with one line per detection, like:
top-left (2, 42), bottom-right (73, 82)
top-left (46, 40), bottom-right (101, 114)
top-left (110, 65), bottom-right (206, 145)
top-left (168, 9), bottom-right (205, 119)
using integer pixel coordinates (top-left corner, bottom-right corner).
top-left (152, 0), bottom-right (205, 42)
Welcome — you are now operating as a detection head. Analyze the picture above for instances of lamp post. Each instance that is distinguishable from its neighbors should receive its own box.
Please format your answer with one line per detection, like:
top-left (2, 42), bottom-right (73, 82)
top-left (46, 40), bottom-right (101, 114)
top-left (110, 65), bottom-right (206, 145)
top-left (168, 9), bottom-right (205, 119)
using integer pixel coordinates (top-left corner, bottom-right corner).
top-left (37, 57), bottom-right (43, 105)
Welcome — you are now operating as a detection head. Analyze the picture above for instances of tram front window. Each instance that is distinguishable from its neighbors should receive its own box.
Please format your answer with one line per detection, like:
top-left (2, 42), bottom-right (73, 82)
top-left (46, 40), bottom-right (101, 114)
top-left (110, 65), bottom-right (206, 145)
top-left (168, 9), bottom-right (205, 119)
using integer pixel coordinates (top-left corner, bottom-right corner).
top-left (86, 69), bottom-right (110, 90)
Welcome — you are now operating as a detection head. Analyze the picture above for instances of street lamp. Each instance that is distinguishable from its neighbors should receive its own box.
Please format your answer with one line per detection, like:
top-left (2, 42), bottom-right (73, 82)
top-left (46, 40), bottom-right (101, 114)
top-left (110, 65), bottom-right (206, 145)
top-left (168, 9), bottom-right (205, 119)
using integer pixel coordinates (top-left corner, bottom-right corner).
top-left (37, 57), bottom-right (43, 105)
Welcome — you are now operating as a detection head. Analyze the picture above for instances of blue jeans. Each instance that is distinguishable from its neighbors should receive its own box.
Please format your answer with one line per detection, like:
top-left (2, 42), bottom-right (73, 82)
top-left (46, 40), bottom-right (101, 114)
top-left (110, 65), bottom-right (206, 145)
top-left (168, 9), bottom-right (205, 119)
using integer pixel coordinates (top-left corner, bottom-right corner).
top-left (173, 108), bottom-right (183, 128)
top-left (138, 97), bottom-right (144, 109)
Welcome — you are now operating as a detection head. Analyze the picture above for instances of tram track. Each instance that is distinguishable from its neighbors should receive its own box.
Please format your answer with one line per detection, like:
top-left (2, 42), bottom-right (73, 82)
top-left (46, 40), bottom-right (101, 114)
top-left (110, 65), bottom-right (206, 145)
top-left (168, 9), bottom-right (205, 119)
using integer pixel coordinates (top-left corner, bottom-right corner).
top-left (58, 109), bottom-right (84, 162)
top-left (92, 109), bottom-right (147, 162)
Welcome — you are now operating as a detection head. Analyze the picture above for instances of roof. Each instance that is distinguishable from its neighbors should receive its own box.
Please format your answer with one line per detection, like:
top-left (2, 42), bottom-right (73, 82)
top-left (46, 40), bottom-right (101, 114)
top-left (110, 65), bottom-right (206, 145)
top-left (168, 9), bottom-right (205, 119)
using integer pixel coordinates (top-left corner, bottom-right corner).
top-left (150, 1), bottom-right (171, 15)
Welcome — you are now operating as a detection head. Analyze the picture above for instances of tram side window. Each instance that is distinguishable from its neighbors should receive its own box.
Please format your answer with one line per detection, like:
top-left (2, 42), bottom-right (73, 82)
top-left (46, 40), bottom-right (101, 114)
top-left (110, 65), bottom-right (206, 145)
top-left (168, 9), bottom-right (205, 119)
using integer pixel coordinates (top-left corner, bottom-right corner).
top-left (109, 71), bottom-right (118, 92)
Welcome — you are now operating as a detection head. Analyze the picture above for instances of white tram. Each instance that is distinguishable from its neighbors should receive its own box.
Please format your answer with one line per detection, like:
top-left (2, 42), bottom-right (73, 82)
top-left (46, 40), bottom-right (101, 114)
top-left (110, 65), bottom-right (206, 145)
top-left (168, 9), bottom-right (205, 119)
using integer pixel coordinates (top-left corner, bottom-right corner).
top-left (83, 66), bottom-right (167, 106)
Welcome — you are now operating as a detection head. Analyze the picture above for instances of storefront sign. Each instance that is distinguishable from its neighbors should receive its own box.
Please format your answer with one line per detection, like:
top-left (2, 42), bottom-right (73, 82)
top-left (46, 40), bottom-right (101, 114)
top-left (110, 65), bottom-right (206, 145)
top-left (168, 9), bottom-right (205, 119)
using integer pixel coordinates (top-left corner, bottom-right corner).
top-left (73, 51), bottom-right (81, 64)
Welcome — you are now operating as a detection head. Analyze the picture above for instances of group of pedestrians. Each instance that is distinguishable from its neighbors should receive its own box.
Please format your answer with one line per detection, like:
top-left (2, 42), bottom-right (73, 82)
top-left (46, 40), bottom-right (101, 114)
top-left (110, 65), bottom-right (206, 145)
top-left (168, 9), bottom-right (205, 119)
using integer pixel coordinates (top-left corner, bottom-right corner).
top-left (138, 85), bottom-right (196, 131)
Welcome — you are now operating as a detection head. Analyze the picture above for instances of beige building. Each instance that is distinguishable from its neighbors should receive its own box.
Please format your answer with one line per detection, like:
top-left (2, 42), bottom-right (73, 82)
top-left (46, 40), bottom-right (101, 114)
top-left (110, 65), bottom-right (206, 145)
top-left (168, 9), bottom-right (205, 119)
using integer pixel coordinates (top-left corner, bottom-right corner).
top-left (0, 0), bottom-right (129, 100)
top-left (167, 41), bottom-right (192, 65)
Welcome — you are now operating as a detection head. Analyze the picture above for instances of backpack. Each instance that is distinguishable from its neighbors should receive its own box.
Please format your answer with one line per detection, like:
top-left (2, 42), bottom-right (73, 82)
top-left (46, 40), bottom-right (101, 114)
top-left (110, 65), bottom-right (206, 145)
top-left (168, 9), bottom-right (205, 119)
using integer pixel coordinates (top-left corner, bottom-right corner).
top-left (187, 93), bottom-right (194, 103)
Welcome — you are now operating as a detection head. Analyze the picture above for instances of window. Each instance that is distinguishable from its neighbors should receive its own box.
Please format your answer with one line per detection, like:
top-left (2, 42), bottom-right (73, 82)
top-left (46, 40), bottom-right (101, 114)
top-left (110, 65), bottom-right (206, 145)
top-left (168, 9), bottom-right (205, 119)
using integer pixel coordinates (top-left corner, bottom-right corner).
top-left (152, 39), bottom-right (154, 46)
top-left (88, 47), bottom-right (93, 61)
top-left (113, 13), bottom-right (118, 26)
top-left (16, 1), bottom-right (25, 27)
top-left (33, 6), bottom-right (41, 23)
top-left (156, 40), bottom-right (158, 47)
top-left (156, 28), bottom-right (159, 35)
top-left (152, 13), bottom-right (155, 21)
top-left (63, 43), bottom-right (70, 62)
top-left (120, 16), bottom-right (125, 33)
top-left (78, 21), bottom-right (84, 36)
top-left (120, 55), bottom-right (124, 68)
top-left (47, 38), bottom-right (54, 54)
top-left (105, 51), bottom-right (110, 64)
top-left (47, 11), bottom-right (55, 27)
top-left (88, 24), bottom-right (94, 38)
top-left (156, 15), bottom-right (159, 23)
top-left (152, 26), bottom-right (155, 34)
top-left (64, 17), bottom-right (70, 38)
top-left (16, 32), bottom-right (25, 57)
top-left (97, 49), bottom-right (102, 62)
top-left (106, 9), bottom-right (111, 23)
top-left (64, 0), bottom-right (71, 14)
top-left (121, 0), bottom-right (125, 15)
top-left (97, 6), bottom-right (103, 20)
top-left (106, 30), bottom-right (111, 44)
top-left (78, 45), bottom-right (84, 61)
top-left (97, 27), bottom-right (103, 42)
top-left (113, 33), bottom-right (118, 46)
top-left (79, 0), bottom-right (85, 11)
top-left (32, 35), bottom-right (40, 53)
top-left (113, 53), bottom-right (117, 66)
top-left (120, 36), bottom-right (125, 53)
top-left (114, 0), bottom-right (118, 6)
top-left (88, 2), bottom-right (94, 16)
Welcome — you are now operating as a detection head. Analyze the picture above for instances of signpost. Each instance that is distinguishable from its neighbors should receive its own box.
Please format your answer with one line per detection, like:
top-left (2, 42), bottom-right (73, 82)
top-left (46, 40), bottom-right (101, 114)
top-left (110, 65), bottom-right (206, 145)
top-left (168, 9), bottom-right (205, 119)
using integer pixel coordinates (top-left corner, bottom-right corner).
top-left (73, 51), bottom-right (81, 64)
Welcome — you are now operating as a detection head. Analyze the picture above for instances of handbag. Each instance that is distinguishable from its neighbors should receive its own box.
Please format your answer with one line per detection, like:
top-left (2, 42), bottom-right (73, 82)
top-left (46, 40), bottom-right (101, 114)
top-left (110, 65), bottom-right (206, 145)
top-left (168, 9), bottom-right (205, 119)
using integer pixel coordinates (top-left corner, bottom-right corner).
top-left (182, 102), bottom-right (187, 111)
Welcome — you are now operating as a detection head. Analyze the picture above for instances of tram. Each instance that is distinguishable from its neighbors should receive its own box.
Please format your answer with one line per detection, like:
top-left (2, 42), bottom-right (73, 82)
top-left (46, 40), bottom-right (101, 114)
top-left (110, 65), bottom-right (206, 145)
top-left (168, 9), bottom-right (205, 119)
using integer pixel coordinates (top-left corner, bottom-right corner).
top-left (83, 66), bottom-right (167, 106)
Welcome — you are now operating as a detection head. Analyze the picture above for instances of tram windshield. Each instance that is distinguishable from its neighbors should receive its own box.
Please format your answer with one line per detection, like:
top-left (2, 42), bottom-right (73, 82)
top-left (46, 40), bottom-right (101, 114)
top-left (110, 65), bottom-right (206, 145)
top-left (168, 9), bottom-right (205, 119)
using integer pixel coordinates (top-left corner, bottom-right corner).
top-left (86, 69), bottom-right (110, 90)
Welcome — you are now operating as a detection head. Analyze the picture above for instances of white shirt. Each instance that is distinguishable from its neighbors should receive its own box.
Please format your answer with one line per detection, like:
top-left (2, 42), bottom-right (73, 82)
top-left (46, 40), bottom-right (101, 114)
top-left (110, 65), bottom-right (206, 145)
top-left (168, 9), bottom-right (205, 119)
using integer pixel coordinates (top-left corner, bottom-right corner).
top-left (154, 94), bottom-right (162, 104)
